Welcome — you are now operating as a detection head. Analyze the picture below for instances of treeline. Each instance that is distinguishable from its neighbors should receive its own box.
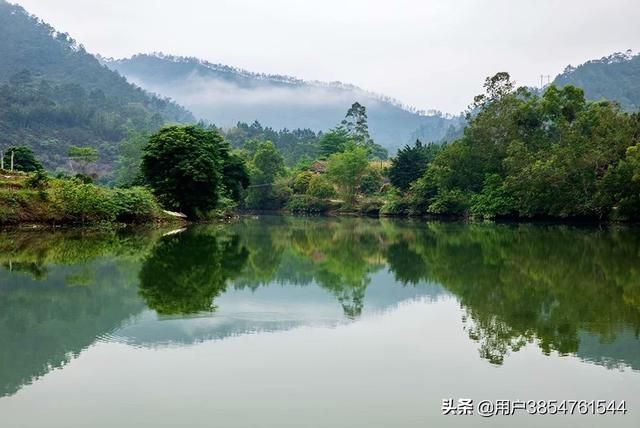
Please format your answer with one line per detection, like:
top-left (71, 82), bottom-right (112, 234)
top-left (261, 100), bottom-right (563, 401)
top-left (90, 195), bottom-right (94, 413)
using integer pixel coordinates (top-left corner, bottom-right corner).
top-left (221, 75), bottom-right (640, 222)
top-left (6, 72), bottom-right (640, 223)
top-left (221, 120), bottom-right (320, 166)
top-left (110, 102), bottom-right (390, 216)
top-left (393, 73), bottom-right (640, 221)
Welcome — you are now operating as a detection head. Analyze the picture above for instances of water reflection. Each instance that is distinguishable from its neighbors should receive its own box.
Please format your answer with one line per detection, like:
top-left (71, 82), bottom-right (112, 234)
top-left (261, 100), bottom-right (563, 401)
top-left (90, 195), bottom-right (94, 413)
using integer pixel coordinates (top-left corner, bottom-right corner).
top-left (139, 230), bottom-right (249, 315)
top-left (0, 217), bottom-right (639, 399)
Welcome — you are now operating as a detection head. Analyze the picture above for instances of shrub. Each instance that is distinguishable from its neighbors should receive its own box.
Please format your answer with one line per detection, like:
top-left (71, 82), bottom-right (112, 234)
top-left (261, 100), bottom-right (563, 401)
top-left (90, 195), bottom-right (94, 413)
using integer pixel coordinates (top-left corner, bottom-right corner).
top-left (246, 177), bottom-right (292, 210)
top-left (427, 189), bottom-right (471, 215)
top-left (293, 171), bottom-right (314, 194)
top-left (51, 179), bottom-right (117, 224)
top-left (26, 170), bottom-right (49, 190)
top-left (306, 175), bottom-right (335, 199)
top-left (381, 193), bottom-right (410, 216)
top-left (470, 174), bottom-right (516, 218)
top-left (287, 195), bottom-right (333, 213)
top-left (110, 187), bottom-right (160, 223)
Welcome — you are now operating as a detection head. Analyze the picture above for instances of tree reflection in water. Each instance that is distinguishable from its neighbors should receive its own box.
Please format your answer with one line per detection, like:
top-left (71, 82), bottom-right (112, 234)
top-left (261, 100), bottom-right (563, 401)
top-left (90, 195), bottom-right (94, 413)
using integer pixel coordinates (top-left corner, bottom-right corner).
top-left (0, 217), bottom-right (639, 399)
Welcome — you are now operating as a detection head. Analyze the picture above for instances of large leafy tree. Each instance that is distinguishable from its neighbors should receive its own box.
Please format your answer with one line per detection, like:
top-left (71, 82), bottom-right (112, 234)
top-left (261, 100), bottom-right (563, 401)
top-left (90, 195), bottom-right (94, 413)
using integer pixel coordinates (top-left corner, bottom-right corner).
top-left (389, 140), bottom-right (440, 191)
top-left (251, 141), bottom-right (285, 185)
top-left (142, 126), bottom-right (227, 217)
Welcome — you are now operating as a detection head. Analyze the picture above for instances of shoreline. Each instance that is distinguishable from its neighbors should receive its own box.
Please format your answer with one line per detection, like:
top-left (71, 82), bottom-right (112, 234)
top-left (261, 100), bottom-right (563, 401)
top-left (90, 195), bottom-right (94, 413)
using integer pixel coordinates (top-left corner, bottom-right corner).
top-left (3, 209), bottom-right (639, 229)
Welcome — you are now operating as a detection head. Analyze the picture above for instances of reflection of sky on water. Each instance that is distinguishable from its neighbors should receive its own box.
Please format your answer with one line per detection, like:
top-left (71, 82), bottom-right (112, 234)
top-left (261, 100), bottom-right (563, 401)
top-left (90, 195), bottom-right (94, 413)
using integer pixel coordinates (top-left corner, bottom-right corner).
top-left (109, 269), bottom-right (446, 348)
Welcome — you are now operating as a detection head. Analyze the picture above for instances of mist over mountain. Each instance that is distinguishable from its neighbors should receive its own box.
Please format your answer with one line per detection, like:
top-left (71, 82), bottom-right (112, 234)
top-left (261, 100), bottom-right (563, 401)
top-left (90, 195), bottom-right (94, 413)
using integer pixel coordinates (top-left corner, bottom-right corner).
top-left (0, 1), bottom-right (193, 171)
top-left (554, 50), bottom-right (640, 111)
top-left (105, 54), bottom-right (463, 152)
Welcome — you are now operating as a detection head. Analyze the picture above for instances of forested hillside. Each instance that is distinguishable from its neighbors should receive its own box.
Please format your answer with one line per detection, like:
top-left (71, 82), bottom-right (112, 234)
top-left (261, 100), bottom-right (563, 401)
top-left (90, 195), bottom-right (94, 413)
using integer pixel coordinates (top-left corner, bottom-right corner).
top-left (554, 50), bottom-right (640, 111)
top-left (0, 1), bottom-right (194, 172)
top-left (105, 54), bottom-right (462, 152)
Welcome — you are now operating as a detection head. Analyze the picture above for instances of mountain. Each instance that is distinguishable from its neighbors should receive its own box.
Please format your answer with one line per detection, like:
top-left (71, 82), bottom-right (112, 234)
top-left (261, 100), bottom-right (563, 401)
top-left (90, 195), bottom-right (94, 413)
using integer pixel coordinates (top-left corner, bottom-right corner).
top-left (0, 1), bottom-right (194, 172)
top-left (554, 50), bottom-right (640, 111)
top-left (105, 54), bottom-right (463, 152)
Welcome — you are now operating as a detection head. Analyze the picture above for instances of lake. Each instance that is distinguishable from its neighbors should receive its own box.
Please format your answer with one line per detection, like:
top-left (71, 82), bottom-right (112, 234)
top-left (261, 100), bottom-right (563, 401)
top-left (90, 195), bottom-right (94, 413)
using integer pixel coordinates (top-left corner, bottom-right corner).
top-left (0, 215), bottom-right (638, 427)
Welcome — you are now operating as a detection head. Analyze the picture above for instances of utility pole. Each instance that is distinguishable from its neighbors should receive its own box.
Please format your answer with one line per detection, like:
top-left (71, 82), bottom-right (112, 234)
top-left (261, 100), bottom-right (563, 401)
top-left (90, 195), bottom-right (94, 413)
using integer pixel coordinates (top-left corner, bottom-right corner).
top-left (10, 150), bottom-right (14, 172)
top-left (0, 149), bottom-right (3, 170)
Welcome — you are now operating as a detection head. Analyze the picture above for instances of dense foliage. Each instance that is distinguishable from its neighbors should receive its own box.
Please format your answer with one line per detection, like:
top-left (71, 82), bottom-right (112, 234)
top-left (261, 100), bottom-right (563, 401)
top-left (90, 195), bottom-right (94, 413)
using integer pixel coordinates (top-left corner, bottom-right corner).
top-left (327, 144), bottom-right (370, 208)
top-left (222, 121), bottom-right (319, 166)
top-left (399, 73), bottom-right (640, 220)
top-left (388, 140), bottom-right (440, 191)
top-left (1, 146), bottom-right (42, 172)
top-left (3, 1), bottom-right (640, 223)
top-left (0, 172), bottom-right (162, 225)
top-left (142, 126), bottom-right (249, 218)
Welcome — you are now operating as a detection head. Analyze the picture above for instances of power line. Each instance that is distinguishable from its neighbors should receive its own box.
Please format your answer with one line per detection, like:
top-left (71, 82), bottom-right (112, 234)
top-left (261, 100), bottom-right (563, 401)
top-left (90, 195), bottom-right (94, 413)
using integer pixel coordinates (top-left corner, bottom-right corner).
top-left (540, 74), bottom-right (551, 88)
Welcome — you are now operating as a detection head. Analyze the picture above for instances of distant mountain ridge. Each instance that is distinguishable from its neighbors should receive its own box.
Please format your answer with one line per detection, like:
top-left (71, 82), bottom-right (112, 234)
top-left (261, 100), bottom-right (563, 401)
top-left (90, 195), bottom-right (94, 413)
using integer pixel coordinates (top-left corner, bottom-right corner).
top-left (105, 53), bottom-right (463, 152)
top-left (0, 0), bottom-right (194, 172)
top-left (554, 50), bottom-right (640, 111)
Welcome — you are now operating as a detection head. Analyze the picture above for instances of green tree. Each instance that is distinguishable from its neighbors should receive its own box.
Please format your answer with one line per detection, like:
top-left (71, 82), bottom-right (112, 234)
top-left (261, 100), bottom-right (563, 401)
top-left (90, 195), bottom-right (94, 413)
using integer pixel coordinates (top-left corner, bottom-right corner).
top-left (340, 102), bottom-right (388, 160)
top-left (318, 128), bottom-right (351, 159)
top-left (341, 102), bottom-right (371, 146)
top-left (293, 171), bottom-right (314, 194)
top-left (389, 140), bottom-right (440, 191)
top-left (245, 141), bottom-right (288, 209)
top-left (408, 72), bottom-right (640, 220)
top-left (327, 144), bottom-right (369, 208)
top-left (1, 146), bottom-right (42, 172)
top-left (307, 174), bottom-right (335, 199)
top-left (141, 125), bottom-right (226, 218)
top-left (251, 141), bottom-right (285, 185)
top-left (359, 167), bottom-right (383, 195)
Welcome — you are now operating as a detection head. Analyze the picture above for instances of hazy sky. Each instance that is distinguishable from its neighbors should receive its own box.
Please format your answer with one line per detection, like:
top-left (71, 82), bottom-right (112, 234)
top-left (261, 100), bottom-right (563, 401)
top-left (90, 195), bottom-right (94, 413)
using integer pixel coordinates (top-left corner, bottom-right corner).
top-left (13, 0), bottom-right (640, 113)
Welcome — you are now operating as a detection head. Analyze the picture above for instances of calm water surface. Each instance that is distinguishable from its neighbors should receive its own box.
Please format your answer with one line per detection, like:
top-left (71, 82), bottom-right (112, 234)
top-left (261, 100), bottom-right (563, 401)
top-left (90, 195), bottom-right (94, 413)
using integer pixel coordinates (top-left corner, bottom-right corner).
top-left (0, 216), bottom-right (638, 427)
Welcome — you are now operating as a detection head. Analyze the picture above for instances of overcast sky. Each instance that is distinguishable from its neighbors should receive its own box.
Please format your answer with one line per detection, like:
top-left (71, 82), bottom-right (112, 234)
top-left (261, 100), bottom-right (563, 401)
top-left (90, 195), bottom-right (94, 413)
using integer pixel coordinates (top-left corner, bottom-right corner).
top-left (13, 0), bottom-right (640, 114)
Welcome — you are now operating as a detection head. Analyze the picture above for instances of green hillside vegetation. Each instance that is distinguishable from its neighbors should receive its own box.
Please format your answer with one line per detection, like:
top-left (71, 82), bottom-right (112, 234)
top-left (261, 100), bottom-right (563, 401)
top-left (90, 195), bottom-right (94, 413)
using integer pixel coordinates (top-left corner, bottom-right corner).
top-left (3, 1), bottom-right (640, 225)
top-left (382, 73), bottom-right (640, 221)
top-left (555, 50), bottom-right (640, 111)
top-left (0, 170), bottom-right (168, 225)
top-left (0, 1), bottom-right (194, 175)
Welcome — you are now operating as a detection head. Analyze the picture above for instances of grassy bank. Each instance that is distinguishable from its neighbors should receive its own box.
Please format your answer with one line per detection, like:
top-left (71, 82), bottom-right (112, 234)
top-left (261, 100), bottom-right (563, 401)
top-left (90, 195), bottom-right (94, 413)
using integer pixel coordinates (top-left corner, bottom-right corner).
top-left (0, 170), bottom-right (178, 226)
